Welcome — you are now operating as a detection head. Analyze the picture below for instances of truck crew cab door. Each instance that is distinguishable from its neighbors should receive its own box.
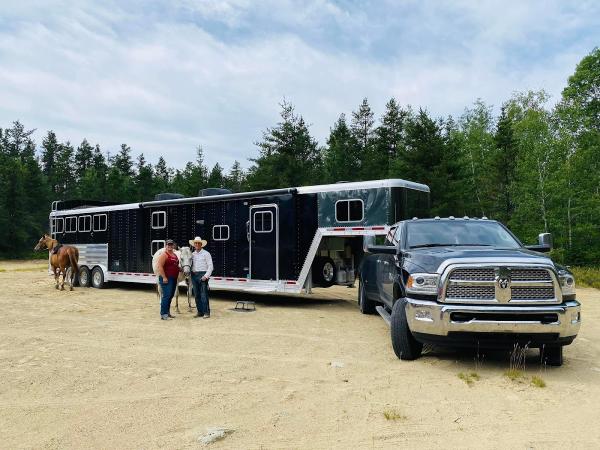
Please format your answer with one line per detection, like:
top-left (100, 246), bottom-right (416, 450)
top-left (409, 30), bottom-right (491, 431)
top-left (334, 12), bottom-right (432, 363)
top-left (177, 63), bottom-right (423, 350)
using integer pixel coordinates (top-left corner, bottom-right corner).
top-left (249, 204), bottom-right (278, 280)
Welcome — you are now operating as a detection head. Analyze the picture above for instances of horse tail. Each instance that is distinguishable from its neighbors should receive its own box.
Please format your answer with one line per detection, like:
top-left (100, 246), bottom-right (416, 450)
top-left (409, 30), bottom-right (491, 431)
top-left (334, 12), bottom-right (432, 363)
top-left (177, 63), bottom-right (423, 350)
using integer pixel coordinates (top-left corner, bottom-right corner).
top-left (68, 248), bottom-right (79, 275)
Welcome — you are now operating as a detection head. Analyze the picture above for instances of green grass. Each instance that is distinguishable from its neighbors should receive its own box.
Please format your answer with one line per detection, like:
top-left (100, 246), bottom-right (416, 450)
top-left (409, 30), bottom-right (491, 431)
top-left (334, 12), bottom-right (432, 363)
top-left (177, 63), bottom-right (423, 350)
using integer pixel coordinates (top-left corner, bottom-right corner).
top-left (531, 375), bottom-right (547, 388)
top-left (504, 369), bottom-right (525, 381)
top-left (458, 372), bottom-right (480, 386)
top-left (383, 408), bottom-right (407, 421)
top-left (571, 267), bottom-right (600, 290)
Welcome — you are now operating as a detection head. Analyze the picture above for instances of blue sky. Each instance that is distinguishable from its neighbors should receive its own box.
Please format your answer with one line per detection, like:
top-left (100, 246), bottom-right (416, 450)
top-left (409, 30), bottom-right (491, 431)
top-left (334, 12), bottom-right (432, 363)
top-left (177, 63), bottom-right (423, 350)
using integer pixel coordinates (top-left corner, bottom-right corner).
top-left (1, 0), bottom-right (598, 171)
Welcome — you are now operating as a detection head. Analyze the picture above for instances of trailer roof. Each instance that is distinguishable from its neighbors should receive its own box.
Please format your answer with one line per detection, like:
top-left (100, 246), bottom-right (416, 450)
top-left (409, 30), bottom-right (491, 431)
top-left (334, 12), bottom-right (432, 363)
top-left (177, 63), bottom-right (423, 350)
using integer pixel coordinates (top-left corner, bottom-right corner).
top-left (50, 179), bottom-right (429, 215)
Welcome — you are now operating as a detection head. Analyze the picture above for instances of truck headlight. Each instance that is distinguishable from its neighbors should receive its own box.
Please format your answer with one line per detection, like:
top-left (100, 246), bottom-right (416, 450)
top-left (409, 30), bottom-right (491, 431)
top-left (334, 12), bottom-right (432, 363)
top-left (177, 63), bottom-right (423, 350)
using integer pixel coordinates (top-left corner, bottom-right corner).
top-left (558, 270), bottom-right (576, 296)
top-left (406, 273), bottom-right (439, 295)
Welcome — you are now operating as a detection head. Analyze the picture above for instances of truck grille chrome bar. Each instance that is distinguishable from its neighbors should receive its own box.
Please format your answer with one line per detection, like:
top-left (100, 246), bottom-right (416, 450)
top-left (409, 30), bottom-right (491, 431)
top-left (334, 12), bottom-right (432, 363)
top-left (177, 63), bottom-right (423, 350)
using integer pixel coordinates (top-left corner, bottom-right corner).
top-left (441, 265), bottom-right (561, 304)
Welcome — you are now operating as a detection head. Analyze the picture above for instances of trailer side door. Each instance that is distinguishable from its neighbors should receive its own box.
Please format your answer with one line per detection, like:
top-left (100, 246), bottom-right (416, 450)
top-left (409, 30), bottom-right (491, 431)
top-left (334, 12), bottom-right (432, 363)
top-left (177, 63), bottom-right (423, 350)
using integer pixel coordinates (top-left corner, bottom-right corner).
top-left (250, 204), bottom-right (278, 280)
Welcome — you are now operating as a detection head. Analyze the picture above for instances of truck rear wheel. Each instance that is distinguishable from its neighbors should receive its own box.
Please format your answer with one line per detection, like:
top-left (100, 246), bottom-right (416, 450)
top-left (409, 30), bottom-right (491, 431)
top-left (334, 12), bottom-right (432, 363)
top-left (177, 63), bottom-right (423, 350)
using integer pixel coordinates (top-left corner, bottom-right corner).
top-left (358, 278), bottom-right (377, 314)
top-left (541, 345), bottom-right (563, 367)
top-left (391, 298), bottom-right (423, 360)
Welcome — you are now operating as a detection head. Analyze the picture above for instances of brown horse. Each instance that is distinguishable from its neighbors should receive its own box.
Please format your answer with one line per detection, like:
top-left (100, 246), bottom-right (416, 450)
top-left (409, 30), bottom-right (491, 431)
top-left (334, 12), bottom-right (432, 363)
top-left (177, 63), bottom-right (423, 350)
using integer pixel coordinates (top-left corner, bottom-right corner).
top-left (34, 234), bottom-right (79, 291)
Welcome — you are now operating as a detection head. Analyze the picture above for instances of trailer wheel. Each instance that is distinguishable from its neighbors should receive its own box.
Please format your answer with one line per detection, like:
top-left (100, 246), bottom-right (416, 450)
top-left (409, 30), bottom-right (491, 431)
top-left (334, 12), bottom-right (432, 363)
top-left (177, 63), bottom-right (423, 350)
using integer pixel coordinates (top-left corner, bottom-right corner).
top-left (312, 257), bottom-right (337, 287)
top-left (358, 277), bottom-right (377, 314)
top-left (541, 345), bottom-right (563, 367)
top-left (78, 267), bottom-right (91, 287)
top-left (391, 298), bottom-right (423, 360)
top-left (91, 266), bottom-right (105, 289)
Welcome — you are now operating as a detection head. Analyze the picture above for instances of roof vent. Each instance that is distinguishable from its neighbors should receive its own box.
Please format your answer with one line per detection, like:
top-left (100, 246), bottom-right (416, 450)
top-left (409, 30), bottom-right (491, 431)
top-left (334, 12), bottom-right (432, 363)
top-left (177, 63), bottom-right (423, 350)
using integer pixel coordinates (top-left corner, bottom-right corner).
top-left (154, 193), bottom-right (185, 201)
top-left (199, 188), bottom-right (233, 197)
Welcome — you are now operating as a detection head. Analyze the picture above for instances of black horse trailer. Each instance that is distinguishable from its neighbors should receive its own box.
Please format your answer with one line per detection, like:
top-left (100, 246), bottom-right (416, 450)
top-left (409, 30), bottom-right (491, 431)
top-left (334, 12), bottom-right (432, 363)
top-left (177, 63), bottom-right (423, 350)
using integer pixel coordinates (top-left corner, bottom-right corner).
top-left (48, 179), bottom-right (429, 294)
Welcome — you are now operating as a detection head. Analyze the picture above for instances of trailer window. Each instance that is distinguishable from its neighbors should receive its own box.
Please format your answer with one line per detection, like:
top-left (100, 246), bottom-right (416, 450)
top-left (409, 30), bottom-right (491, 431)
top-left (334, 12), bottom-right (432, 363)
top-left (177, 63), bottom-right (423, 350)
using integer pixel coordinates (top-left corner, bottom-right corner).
top-left (93, 214), bottom-right (107, 232)
top-left (253, 211), bottom-right (273, 233)
top-left (151, 240), bottom-right (165, 255)
top-left (65, 216), bottom-right (77, 233)
top-left (78, 215), bottom-right (92, 232)
top-left (52, 217), bottom-right (64, 234)
top-left (213, 225), bottom-right (230, 241)
top-left (335, 199), bottom-right (364, 222)
top-left (151, 211), bottom-right (166, 229)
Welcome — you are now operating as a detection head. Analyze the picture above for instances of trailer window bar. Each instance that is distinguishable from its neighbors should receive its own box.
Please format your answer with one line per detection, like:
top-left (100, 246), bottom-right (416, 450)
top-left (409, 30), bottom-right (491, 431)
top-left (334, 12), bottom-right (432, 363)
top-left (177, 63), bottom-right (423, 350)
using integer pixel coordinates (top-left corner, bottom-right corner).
top-left (151, 211), bottom-right (166, 229)
top-left (335, 199), bottom-right (364, 223)
top-left (65, 216), bottom-right (77, 233)
top-left (213, 225), bottom-right (230, 241)
top-left (93, 214), bottom-right (107, 232)
top-left (78, 215), bottom-right (92, 233)
top-left (253, 211), bottom-right (273, 233)
top-left (52, 217), bottom-right (64, 235)
top-left (151, 240), bottom-right (166, 256)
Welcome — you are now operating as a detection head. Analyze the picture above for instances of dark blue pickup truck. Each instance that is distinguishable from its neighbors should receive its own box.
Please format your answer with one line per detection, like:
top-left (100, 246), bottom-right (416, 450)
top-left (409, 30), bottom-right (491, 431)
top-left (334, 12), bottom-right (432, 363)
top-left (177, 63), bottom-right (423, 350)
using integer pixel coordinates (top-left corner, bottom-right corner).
top-left (359, 218), bottom-right (581, 366)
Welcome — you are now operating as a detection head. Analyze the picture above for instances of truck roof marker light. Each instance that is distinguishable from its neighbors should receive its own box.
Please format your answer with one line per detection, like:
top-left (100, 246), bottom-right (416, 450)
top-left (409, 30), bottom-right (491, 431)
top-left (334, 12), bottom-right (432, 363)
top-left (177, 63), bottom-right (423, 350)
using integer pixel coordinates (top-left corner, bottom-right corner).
top-left (412, 217), bottom-right (418, 220)
top-left (449, 216), bottom-right (455, 220)
top-left (434, 216), bottom-right (440, 220)
top-left (463, 216), bottom-right (469, 220)
top-left (482, 216), bottom-right (488, 220)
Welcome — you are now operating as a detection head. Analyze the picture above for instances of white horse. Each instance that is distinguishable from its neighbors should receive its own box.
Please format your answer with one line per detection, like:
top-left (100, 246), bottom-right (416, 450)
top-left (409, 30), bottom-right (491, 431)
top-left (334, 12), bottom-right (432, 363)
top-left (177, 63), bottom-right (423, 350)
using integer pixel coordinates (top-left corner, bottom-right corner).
top-left (152, 246), bottom-right (194, 313)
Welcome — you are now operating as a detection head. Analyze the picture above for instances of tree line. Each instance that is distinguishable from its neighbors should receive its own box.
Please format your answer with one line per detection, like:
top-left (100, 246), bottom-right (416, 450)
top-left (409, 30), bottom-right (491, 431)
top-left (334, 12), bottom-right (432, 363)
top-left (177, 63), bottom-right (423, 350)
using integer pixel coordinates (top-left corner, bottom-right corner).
top-left (1, 48), bottom-right (598, 265)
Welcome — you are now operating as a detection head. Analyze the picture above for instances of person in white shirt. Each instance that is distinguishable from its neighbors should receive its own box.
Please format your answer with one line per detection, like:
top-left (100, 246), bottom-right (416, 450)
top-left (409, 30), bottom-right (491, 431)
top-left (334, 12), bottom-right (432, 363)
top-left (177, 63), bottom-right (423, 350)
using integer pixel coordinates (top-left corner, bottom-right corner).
top-left (189, 236), bottom-right (213, 318)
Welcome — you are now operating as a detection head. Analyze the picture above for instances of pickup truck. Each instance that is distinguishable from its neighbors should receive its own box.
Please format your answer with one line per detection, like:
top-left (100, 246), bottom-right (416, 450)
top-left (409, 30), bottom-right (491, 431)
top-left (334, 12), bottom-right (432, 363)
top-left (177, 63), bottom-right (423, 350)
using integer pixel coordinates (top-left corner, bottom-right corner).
top-left (358, 217), bottom-right (581, 366)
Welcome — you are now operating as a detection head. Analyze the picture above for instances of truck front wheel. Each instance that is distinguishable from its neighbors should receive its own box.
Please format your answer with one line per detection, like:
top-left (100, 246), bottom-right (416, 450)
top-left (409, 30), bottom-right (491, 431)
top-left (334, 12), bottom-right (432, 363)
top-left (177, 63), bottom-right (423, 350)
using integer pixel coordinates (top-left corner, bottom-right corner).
top-left (541, 345), bottom-right (563, 367)
top-left (391, 298), bottom-right (423, 360)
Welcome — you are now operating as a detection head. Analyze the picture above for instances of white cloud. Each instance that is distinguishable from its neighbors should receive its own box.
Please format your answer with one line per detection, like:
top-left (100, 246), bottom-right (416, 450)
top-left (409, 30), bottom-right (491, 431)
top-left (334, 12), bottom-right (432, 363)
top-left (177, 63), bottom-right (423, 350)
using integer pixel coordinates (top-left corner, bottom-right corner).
top-left (0, 0), bottom-right (598, 171)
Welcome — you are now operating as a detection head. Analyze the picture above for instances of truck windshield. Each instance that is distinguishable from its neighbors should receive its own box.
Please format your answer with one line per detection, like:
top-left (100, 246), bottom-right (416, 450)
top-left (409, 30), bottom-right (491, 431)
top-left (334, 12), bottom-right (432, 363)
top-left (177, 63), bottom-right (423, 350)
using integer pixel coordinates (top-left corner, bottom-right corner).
top-left (406, 221), bottom-right (521, 249)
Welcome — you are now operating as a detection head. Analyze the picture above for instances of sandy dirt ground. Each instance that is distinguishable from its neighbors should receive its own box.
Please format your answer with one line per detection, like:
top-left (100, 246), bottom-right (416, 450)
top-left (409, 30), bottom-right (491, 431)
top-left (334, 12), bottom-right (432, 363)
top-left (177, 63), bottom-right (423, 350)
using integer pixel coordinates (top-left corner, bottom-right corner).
top-left (1, 260), bottom-right (600, 449)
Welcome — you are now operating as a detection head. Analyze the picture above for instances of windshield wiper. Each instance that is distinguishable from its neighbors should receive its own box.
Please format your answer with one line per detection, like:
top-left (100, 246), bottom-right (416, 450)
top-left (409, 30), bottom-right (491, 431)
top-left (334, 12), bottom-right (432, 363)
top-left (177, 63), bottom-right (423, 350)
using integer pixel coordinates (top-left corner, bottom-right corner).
top-left (410, 243), bottom-right (494, 249)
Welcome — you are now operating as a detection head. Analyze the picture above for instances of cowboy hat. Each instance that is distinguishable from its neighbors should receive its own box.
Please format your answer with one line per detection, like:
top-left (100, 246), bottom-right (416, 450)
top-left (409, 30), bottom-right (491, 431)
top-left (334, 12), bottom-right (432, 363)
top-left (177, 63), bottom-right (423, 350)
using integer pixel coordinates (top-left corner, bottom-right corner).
top-left (189, 236), bottom-right (208, 247)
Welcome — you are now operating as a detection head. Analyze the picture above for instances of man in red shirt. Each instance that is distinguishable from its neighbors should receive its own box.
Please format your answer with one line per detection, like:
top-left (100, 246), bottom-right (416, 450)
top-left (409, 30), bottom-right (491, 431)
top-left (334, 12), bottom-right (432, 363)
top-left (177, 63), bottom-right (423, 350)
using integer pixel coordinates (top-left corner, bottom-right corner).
top-left (156, 239), bottom-right (180, 320)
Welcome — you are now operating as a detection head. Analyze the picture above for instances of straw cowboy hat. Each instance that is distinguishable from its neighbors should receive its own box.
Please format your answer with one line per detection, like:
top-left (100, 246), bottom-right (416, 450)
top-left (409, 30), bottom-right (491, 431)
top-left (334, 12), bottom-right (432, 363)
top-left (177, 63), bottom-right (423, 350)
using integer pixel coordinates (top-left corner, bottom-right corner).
top-left (189, 236), bottom-right (208, 247)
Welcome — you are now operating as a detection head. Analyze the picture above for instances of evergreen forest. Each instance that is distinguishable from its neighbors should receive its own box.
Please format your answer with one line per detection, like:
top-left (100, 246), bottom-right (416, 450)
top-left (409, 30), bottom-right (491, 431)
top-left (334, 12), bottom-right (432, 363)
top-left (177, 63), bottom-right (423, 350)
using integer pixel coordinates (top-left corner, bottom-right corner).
top-left (1, 48), bottom-right (599, 266)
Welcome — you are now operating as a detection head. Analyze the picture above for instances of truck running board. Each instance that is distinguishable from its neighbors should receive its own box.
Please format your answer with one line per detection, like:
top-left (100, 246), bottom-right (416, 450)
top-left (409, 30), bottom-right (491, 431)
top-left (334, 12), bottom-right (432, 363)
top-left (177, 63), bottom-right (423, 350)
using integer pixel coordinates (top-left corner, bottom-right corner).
top-left (376, 306), bottom-right (391, 327)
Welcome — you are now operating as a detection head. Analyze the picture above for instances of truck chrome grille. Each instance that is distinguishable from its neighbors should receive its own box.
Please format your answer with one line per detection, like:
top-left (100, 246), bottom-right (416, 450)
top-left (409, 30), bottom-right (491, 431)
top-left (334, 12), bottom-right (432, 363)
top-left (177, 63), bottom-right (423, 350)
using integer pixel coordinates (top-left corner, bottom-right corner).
top-left (446, 285), bottom-right (495, 299)
top-left (511, 269), bottom-right (551, 282)
top-left (511, 286), bottom-right (555, 300)
top-left (449, 268), bottom-right (494, 281)
top-left (442, 266), bottom-right (559, 304)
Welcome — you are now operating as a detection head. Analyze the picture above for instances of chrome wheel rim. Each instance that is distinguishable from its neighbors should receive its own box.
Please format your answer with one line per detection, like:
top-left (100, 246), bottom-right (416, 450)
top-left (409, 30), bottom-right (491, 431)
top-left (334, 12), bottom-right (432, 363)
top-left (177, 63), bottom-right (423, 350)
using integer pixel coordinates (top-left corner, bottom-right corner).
top-left (93, 271), bottom-right (102, 286)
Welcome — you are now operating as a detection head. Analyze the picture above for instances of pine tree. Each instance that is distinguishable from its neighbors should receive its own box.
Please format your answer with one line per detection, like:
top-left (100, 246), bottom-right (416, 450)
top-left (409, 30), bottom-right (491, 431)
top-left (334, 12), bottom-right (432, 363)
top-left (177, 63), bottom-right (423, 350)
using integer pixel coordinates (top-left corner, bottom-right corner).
top-left (225, 160), bottom-right (245, 192)
top-left (74, 139), bottom-right (94, 181)
top-left (323, 114), bottom-right (359, 182)
top-left (207, 163), bottom-right (224, 187)
top-left (350, 98), bottom-right (375, 179)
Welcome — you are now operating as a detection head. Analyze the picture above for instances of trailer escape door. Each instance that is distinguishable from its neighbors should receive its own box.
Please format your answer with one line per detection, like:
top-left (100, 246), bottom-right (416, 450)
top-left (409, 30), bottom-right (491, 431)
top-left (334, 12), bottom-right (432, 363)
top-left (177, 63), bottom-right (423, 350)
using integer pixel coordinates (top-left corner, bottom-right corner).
top-left (249, 204), bottom-right (278, 280)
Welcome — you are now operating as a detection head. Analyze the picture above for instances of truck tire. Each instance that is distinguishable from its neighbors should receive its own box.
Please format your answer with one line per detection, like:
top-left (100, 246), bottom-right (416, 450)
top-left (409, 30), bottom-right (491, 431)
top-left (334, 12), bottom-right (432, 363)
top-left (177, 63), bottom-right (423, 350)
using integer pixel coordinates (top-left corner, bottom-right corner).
top-left (91, 266), bottom-right (105, 289)
top-left (542, 345), bottom-right (563, 367)
top-left (312, 257), bottom-right (337, 287)
top-left (358, 278), bottom-right (377, 314)
top-left (78, 266), bottom-right (91, 287)
top-left (391, 298), bottom-right (423, 360)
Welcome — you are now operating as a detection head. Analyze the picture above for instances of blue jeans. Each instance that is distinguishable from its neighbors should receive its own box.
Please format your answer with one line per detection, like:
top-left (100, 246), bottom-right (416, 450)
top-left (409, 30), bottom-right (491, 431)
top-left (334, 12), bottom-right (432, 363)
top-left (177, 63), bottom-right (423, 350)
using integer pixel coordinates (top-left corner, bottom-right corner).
top-left (191, 272), bottom-right (210, 315)
top-left (159, 275), bottom-right (177, 316)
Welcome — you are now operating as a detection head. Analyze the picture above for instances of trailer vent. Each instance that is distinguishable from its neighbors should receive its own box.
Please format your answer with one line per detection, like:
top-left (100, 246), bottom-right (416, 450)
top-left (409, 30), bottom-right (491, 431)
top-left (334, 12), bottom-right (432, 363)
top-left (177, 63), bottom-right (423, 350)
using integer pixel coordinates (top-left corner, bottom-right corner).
top-left (154, 193), bottom-right (185, 201)
top-left (199, 188), bottom-right (233, 197)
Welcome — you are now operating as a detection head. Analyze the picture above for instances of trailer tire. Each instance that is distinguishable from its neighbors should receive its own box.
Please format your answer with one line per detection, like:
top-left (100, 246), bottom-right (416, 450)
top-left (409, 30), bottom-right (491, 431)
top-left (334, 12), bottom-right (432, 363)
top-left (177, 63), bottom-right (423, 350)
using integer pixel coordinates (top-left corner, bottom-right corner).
top-left (541, 345), bottom-right (563, 367)
top-left (78, 266), bottom-right (91, 287)
top-left (312, 257), bottom-right (337, 287)
top-left (391, 298), bottom-right (423, 360)
top-left (358, 278), bottom-right (377, 314)
top-left (91, 266), bottom-right (105, 289)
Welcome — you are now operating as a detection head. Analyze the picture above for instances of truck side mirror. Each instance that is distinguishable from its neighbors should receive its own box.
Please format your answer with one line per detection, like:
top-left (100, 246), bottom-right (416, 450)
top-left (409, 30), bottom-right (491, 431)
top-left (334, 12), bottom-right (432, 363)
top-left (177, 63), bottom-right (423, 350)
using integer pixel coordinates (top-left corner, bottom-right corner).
top-left (525, 232), bottom-right (553, 253)
top-left (538, 232), bottom-right (553, 249)
top-left (363, 234), bottom-right (376, 253)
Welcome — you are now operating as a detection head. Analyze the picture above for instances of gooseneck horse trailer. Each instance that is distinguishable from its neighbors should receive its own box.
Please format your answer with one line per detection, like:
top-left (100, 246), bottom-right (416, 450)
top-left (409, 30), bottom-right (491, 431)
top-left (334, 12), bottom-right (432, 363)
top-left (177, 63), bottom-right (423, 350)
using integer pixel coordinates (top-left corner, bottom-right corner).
top-left (48, 179), bottom-right (429, 293)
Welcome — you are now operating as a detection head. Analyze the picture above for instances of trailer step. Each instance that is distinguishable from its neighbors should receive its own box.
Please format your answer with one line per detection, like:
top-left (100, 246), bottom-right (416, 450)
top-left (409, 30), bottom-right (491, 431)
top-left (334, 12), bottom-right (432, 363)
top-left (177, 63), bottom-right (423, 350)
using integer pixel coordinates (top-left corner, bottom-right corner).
top-left (376, 306), bottom-right (391, 327)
